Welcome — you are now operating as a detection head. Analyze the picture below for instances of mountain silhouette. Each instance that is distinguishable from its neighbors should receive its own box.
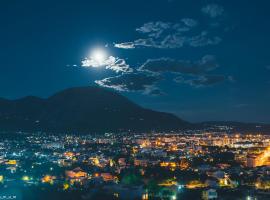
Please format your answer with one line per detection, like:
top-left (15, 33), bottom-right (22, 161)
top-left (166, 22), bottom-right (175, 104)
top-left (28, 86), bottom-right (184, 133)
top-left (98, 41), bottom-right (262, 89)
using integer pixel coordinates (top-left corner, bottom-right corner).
top-left (0, 87), bottom-right (189, 133)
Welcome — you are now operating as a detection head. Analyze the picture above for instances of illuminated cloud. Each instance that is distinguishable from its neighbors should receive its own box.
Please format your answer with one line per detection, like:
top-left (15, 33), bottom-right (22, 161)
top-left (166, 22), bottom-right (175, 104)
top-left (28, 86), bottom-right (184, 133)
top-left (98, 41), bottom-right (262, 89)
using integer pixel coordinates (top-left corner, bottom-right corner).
top-left (114, 42), bottom-right (135, 49)
top-left (81, 56), bottom-right (133, 73)
top-left (95, 73), bottom-right (162, 92)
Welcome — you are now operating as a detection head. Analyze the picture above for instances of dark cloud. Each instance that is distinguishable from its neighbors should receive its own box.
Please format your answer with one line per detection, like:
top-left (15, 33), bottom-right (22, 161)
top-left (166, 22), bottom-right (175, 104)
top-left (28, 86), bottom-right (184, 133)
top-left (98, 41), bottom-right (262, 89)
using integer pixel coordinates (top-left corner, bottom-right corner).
top-left (201, 4), bottom-right (224, 18)
top-left (187, 31), bottom-right (222, 47)
top-left (95, 73), bottom-right (162, 92)
top-left (181, 18), bottom-right (198, 27)
top-left (174, 76), bottom-right (185, 83)
top-left (228, 75), bottom-right (236, 82)
top-left (139, 55), bottom-right (219, 75)
top-left (180, 75), bottom-right (226, 87)
top-left (144, 87), bottom-right (165, 96)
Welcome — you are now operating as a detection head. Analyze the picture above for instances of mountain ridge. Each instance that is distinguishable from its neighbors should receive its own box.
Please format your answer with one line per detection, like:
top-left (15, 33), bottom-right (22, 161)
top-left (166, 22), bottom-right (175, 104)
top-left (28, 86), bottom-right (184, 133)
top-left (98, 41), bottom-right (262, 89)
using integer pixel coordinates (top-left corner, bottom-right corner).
top-left (0, 86), bottom-right (189, 133)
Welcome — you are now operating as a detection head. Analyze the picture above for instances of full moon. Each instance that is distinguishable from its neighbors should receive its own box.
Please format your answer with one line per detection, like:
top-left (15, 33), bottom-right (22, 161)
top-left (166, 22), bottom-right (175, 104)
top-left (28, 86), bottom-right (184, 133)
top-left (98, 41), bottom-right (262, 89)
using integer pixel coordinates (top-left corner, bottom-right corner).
top-left (90, 48), bottom-right (107, 64)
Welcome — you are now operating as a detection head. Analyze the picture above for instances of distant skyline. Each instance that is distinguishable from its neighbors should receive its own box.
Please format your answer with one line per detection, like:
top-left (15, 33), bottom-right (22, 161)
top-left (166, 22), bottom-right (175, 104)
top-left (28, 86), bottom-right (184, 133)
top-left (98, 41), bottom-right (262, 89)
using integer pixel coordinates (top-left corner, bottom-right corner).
top-left (0, 0), bottom-right (270, 123)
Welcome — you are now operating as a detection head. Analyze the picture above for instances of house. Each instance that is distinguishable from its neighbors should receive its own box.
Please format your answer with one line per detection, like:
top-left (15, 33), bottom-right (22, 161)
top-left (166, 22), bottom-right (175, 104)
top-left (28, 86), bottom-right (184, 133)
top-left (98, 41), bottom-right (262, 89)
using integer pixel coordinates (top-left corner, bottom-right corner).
top-left (202, 189), bottom-right (218, 200)
top-left (100, 173), bottom-right (116, 182)
top-left (65, 167), bottom-right (87, 180)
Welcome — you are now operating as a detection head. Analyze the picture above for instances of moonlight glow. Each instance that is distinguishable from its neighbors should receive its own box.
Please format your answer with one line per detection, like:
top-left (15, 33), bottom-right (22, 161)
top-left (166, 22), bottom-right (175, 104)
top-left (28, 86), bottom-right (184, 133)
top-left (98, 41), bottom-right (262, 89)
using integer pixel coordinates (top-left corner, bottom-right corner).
top-left (90, 48), bottom-right (107, 66)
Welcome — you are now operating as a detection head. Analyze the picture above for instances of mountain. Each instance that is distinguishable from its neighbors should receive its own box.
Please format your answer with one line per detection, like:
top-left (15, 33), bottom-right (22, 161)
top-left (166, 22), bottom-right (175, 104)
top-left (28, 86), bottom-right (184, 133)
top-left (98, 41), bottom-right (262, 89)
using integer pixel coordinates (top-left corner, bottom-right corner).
top-left (0, 87), bottom-right (189, 133)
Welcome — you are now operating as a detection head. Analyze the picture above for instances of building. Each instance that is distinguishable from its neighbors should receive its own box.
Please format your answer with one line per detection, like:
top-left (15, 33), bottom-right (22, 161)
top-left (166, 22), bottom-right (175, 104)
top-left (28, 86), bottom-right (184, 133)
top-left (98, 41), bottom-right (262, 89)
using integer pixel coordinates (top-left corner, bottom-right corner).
top-left (247, 155), bottom-right (258, 168)
top-left (65, 167), bottom-right (87, 180)
top-left (100, 173), bottom-right (115, 182)
top-left (202, 189), bottom-right (218, 200)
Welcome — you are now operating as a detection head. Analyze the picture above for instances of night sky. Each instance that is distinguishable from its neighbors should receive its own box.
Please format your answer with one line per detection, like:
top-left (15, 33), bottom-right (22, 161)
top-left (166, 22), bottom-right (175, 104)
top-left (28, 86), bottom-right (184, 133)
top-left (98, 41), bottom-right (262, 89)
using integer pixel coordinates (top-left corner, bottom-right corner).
top-left (0, 0), bottom-right (270, 123)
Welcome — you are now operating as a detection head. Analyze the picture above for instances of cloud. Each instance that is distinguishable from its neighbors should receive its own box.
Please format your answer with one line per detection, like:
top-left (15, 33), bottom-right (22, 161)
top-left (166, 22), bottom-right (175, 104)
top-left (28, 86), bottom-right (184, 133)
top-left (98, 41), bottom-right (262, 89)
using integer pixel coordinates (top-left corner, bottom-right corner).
top-left (79, 53), bottom-right (227, 94)
top-left (143, 85), bottom-right (165, 96)
top-left (146, 88), bottom-right (165, 96)
top-left (188, 31), bottom-right (222, 47)
top-left (114, 18), bottom-right (221, 49)
top-left (66, 64), bottom-right (78, 67)
top-left (139, 55), bottom-right (219, 75)
top-left (88, 54), bottom-right (229, 94)
top-left (228, 75), bottom-right (236, 82)
top-left (95, 73), bottom-right (162, 92)
top-left (174, 76), bottom-right (185, 83)
top-left (201, 4), bottom-right (224, 18)
top-left (114, 18), bottom-right (222, 49)
top-left (187, 75), bottom-right (226, 87)
top-left (175, 75), bottom-right (226, 87)
top-left (81, 56), bottom-right (133, 73)
top-left (181, 18), bottom-right (198, 27)
top-left (266, 65), bottom-right (270, 70)
top-left (114, 42), bottom-right (135, 49)
top-left (135, 21), bottom-right (191, 38)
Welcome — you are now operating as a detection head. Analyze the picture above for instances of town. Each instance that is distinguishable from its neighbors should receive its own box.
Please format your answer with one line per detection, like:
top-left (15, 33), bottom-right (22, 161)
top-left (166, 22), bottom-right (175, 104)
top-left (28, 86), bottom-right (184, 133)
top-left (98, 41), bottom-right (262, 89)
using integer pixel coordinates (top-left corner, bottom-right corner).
top-left (0, 128), bottom-right (270, 200)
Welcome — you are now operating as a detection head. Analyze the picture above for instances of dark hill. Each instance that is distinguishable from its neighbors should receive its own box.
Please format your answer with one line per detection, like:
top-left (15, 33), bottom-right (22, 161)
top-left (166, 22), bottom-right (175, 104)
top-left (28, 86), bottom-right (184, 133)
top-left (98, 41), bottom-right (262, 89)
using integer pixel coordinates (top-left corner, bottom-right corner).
top-left (0, 87), bottom-right (189, 133)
